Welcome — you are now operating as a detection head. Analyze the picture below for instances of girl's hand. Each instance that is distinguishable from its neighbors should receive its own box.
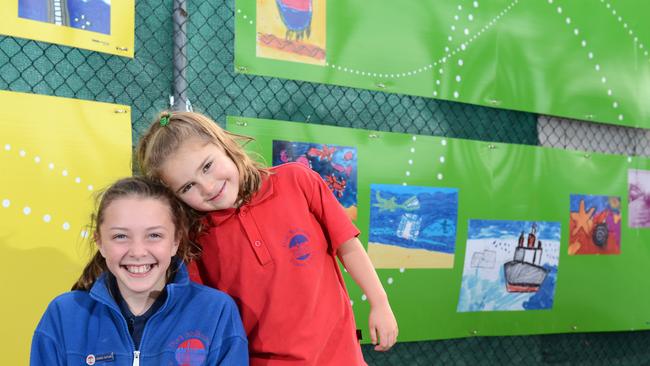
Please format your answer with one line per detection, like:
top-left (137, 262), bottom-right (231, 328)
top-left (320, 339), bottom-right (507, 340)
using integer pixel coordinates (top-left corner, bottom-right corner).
top-left (368, 300), bottom-right (398, 351)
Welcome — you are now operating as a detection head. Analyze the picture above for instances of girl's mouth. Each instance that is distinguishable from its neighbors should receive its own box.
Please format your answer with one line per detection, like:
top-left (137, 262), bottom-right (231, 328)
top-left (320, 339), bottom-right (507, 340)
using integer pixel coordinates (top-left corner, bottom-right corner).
top-left (208, 182), bottom-right (226, 202)
top-left (122, 264), bottom-right (156, 274)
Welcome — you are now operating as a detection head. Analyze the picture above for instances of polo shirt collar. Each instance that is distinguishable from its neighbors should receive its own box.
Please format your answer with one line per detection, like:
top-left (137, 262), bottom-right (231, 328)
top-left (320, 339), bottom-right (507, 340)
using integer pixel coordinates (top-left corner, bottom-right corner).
top-left (207, 173), bottom-right (274, 225)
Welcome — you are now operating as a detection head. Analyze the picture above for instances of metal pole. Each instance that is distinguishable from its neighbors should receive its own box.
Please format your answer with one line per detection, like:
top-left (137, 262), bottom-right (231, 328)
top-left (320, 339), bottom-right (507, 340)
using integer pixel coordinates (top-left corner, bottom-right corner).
top-left (172, 0), bottom-right (191, 111)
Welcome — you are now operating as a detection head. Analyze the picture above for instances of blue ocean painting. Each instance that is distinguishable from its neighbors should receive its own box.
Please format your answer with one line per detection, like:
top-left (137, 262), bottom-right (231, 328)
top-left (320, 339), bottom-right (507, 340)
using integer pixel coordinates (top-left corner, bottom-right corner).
top-left (368, 184), bottom-right (458, 254)
top-left (457, 219), bottom-right (561, 312)
top-left (19, 0), bottom-right (111, 35)
top-left (272, 140), bottom-right (357, 210)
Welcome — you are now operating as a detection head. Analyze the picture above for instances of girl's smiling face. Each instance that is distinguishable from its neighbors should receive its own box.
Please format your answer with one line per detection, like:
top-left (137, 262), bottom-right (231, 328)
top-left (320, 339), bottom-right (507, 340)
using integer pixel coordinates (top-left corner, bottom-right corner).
top-left (96, 196), bottom-right (179, 303)
top-left (160, 138), bottom-right (241, 212)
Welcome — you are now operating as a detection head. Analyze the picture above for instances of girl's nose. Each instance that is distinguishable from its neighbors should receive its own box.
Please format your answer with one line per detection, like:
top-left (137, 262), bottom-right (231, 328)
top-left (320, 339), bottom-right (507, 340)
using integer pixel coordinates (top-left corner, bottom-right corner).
top-left (129, 241), bottom-right (148, 258)
top-left (198, 177), bottom-right (216, 196)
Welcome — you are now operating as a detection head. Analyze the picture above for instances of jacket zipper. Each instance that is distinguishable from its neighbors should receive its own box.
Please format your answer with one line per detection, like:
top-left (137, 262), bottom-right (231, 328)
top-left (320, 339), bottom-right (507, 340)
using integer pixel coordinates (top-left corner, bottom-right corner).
top-left (135, 286), bottom-right (173, 365)
top-left (133, 350), bottom-right (140, 366)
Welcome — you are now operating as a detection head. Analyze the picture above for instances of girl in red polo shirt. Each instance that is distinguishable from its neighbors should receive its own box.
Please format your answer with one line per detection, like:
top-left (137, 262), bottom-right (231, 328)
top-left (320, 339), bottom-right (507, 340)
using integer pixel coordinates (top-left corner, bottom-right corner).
top-left (137, 111), bottom-right (398, 365)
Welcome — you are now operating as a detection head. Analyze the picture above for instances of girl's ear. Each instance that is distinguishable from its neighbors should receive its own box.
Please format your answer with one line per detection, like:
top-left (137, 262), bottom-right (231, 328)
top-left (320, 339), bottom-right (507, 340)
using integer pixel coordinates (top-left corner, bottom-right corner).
top-left (171, 237), bottom-right (180, 257)
top-left (95, 233), bottom-right (106, 258)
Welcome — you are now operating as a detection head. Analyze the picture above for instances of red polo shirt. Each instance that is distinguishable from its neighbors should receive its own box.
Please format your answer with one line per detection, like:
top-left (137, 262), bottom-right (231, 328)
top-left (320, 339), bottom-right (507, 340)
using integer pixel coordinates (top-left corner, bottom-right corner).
top-left (193, 163), bottom-right (366, 365)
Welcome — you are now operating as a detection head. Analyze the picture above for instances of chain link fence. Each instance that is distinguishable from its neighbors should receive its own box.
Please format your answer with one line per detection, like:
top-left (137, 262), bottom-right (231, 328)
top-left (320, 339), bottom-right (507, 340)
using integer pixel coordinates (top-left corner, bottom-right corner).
top-left (2, 0), bottom-right (650, 364)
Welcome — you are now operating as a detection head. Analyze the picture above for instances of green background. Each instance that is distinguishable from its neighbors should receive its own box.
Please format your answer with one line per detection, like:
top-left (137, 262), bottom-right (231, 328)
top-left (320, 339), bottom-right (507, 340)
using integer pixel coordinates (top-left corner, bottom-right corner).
top-left (228, 116), bottom-right (650, 342)
top-left (235, 0), bottom-right (650, 129)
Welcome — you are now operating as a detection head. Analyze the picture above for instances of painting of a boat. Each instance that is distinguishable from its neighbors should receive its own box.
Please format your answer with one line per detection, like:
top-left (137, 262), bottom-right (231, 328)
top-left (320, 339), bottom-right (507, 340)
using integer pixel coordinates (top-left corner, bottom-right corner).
top-left (504, 224), bottom-right (549, 293)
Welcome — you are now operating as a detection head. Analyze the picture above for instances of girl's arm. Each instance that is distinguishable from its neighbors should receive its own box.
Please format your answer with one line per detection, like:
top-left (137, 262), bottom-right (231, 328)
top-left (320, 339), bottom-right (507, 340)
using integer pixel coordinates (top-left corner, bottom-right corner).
top-left (337, 237), bottom-right (398, 351)
top-left (30, 331), bottom-right (65, 366)
top-left (209, 297), bottom-right (249, 365)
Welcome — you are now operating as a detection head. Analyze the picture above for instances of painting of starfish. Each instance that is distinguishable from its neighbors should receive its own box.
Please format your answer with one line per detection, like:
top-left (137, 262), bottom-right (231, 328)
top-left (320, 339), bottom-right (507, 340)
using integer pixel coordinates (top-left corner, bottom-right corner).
top-left (568, 194), bottom-right (621, 255)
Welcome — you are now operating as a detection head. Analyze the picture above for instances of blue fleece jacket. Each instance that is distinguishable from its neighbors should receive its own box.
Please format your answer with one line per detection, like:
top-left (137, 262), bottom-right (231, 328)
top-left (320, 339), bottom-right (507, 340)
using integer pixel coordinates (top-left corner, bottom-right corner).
top-left (30, 262), bottom-right (248, 366)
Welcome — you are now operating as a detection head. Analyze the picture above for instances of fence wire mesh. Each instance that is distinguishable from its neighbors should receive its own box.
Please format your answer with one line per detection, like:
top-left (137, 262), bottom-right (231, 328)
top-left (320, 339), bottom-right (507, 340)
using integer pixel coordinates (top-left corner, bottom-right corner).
top-left (2, 0), bottom-right (650, 365)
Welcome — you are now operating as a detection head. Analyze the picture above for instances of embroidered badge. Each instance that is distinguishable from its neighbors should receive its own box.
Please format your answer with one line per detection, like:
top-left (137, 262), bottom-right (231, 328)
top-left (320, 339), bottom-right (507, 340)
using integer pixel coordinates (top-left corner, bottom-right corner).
top-left (174, 337), bottom-right (207, 366)
top-left (285, 228), bottom-right (313, 266)
top-left (85, 352), bottom-right (114, 365)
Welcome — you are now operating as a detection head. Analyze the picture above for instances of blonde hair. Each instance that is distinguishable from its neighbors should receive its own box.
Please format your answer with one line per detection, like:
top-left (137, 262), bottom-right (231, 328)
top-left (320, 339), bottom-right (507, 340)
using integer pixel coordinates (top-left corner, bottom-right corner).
top-left (71, 176), bottom-right (200, 291)
top-left (136, 111), bottom-right (268, 206)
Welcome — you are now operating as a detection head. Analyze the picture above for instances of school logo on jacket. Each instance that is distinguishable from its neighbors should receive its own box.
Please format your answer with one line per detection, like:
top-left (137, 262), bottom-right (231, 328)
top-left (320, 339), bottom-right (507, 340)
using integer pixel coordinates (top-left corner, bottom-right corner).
top-left (172, 334), bottom-right (208, 366)
top-left (285, 228), bottom-right (312, 266)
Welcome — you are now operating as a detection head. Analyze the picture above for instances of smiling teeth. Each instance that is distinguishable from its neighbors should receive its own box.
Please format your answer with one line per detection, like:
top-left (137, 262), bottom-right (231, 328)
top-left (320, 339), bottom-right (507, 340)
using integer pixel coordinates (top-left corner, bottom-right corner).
top-left (125, 264), bottom-right (152, 274)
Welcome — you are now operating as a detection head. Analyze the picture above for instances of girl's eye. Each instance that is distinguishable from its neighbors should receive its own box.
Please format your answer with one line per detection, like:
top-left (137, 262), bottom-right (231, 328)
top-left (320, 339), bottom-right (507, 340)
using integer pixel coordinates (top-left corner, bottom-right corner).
top-left (180, 182), bottom-right (194, 194)
top-left (202, 161), bottom-right (212, 173)
top-left (149, 233), bottom-right (163, 239)
top-left (112, 233), bottom-right (127, 240)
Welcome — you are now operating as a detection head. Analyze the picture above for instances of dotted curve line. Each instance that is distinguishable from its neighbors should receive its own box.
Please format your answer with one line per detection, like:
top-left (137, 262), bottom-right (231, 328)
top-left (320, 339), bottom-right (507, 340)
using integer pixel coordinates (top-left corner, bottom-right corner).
top-left (329, 0), bottom-right (520, 81)
top-left (597, 0), bottom-right (648, 61)
top-left (3, 143), bottom-right (96, 192)
top-left (1, 197), bottom-right (88, 237)
top-left (402, 136), bottom-right (448, 187)
top-left (547, 0), bottom-right (625, 122)
top-left (237, 8), bottom-right (254, 25)
top-left (432, 0), bottom-right (520, 100)
top-left (239, 1), bottom-right (520, 81)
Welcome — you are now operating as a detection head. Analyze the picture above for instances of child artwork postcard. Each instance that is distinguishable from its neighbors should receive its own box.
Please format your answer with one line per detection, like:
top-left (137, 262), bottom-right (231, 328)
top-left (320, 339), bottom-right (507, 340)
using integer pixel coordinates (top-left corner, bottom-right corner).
top-left (272, 140), bottom-right (357, 220)
top-left (0, 0), bottom-right (134, 57)
top-left (628, 169), bottom-right (650, 228)
top-left (457, 220), bottom-right (560, 312)
top-left (367, 184), bottom-right (458, 269)
top-left (568, 194), bottom-right (621, 255)
top-left (256, 0), bottom-right (326, 65)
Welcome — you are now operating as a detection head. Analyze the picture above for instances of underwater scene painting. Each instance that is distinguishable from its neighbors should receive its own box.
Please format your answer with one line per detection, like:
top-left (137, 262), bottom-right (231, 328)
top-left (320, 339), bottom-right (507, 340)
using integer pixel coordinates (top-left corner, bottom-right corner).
top-left (367, 184), bottom-right (458, 268)
top-left (272, 140), bottom-right (357, 220)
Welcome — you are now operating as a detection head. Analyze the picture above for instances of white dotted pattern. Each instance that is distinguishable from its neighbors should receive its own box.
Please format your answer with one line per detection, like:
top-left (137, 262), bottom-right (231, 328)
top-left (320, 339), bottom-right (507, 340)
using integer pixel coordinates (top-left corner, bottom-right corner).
top-left (598, 0), bottom-right (648, 60)
top-left (432, 0), bottom-right (520, 100)
top-left (3, 147), bottom-right (87, 235)
top-left (2, 143), bottom-right (94, 191)
top-left (236, 9), bottom-right (254, 25)
top-left (547, 0), bottom-right (624, 122)
top-left (3, 198), bottom-right (75, 233)
top-left (250, 0), bottom-right (522, 82)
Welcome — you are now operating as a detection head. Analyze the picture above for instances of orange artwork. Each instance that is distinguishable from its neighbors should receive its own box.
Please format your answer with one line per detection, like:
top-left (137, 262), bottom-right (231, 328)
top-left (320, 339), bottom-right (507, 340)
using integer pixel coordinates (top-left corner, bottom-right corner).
top-left (568, 195), bottom-right (621, 255)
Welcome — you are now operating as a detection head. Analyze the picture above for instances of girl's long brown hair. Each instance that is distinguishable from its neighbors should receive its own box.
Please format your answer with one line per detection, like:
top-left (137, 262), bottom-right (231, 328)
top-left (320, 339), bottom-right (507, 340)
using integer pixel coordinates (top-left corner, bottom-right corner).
top-left (71, 176), bottom-right (200, 291)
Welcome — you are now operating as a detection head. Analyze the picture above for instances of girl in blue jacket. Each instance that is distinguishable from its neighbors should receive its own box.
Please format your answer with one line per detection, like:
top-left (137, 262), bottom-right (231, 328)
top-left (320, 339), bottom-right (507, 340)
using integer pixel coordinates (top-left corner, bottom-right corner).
top-left (30, 176), bottom-right (248, 366)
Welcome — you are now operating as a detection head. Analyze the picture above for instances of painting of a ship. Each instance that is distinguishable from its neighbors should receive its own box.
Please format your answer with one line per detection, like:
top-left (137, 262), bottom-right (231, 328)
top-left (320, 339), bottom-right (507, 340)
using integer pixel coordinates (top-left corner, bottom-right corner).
top-left (504, 224), bottom-right (549, 293)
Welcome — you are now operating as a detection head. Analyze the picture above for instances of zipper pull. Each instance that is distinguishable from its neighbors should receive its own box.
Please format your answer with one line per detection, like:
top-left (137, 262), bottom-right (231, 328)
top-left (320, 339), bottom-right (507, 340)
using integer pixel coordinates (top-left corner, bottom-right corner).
top-left (132, 350), bottom-right (140, 366)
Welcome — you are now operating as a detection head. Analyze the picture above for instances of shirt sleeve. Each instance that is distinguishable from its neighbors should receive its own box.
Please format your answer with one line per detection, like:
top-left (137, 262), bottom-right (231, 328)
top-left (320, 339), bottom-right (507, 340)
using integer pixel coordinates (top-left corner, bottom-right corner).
top-left (207, 295), bottom-right (249, 366)
top-left (30, 304), bottom-right (65, 366)
top-left (294, 163), bottom-right (360, 252)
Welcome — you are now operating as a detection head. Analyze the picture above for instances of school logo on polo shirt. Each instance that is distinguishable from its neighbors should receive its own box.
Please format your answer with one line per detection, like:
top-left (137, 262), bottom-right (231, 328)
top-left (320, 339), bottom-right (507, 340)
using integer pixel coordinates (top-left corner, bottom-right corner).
top-left (285, 228), bottom-right (313, 266)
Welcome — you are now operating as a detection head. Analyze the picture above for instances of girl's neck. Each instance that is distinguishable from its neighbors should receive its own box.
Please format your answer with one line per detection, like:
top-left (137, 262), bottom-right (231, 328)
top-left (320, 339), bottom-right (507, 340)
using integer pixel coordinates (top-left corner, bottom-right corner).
top-left (123, 290), bottom-right (163, 316)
